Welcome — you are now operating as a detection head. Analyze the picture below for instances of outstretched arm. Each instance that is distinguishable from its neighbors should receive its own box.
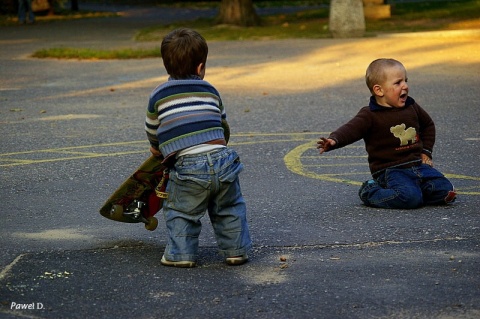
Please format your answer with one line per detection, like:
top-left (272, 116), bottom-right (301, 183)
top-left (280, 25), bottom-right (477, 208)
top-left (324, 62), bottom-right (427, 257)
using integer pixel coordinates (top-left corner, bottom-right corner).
top-left (317, 107), bottom-right (371, 155)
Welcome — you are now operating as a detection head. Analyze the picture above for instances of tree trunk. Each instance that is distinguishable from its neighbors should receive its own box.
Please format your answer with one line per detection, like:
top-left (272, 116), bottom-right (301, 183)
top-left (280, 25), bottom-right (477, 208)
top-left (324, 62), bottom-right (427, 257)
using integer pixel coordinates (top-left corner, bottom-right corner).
top-left (217, 0), bottom-right (260, 27)
top-left (329, 0), bottom-right (365, 38)
top-left (71, 0), bottom-right (79, 11)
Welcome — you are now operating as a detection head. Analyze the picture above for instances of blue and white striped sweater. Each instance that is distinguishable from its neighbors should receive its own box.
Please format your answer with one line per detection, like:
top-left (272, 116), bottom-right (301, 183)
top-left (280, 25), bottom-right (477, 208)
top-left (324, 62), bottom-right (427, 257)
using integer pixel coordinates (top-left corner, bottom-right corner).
top-left (145, 79), bottom-right (226, 157)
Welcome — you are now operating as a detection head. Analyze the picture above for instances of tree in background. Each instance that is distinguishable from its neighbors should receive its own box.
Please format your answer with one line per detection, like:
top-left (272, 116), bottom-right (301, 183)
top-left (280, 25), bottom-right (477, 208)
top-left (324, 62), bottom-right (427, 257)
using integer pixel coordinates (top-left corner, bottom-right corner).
top-left (71, 0), bottom-right (78, 11)
top-left (329, 0), bottom-right (365, 38)
top-left (217, 0), bottom-right (260, 26)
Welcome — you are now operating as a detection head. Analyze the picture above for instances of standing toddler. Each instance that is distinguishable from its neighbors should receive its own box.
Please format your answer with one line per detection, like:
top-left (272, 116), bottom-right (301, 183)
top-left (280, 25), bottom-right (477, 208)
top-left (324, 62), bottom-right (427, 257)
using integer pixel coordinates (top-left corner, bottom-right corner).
top-left (146, 28), bottom-right (252, 267)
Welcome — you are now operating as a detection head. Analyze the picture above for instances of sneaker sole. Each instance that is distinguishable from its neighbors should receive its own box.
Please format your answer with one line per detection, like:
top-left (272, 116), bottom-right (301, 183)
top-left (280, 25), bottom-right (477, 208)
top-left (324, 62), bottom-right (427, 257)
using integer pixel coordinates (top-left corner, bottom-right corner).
top-left (225, 256), bottom-right (248, 266)
top-left (161, 256), bottom-right (196, 268)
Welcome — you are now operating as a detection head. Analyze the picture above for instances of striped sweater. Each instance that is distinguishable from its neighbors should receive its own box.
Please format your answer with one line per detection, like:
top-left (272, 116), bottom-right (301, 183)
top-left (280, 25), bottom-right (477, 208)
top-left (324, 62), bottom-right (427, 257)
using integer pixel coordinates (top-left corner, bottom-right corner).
top-left (145, 78), bottom-right (226, 158)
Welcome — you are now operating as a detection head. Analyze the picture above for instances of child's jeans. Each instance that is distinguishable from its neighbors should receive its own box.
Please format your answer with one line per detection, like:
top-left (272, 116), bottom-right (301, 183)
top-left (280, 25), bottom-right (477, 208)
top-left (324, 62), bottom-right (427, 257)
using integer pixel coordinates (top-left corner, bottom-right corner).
top-left (18, 0), bottom-right (35, 23)
top-left (359, 164), bottom-right (455, 209)
top-left (162, 147), bottom-right (252, 262)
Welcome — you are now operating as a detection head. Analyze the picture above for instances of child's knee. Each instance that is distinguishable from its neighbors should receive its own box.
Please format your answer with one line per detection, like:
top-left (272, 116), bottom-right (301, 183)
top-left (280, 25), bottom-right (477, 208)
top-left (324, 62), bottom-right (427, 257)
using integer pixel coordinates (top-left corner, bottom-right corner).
top-left (423, 179), bottom-right (456, 205)
top-left (394, 188), bottom-right (423, 209)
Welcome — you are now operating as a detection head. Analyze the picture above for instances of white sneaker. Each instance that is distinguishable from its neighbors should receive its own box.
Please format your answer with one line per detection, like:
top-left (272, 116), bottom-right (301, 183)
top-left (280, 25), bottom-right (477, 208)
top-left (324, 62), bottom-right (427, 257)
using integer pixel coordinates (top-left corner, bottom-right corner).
top-left (225, 255), bottom-right (248, 266)
top-left (161, 255), bottom-right (196, 268)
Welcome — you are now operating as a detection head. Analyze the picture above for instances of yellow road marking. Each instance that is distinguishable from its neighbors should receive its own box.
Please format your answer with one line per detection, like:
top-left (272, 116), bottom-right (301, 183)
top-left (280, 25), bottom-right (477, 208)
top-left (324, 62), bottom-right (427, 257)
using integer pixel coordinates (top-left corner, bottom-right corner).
top-left (285, 141), bottom-right (480, 196)
top-left (1, 133), bottom-right (478, 196)
top-left (0, 133), bottom-right (327, 167)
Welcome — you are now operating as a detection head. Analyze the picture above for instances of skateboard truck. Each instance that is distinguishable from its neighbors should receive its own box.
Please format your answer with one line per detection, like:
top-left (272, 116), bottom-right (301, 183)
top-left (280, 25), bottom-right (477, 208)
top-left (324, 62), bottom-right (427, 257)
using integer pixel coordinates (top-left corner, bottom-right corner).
top-left (124, 200), bottom-right (147, 220)
top-left (99, 155), bottom-right (165, 231)
top-left (110, 200), bottom-right (159, 231)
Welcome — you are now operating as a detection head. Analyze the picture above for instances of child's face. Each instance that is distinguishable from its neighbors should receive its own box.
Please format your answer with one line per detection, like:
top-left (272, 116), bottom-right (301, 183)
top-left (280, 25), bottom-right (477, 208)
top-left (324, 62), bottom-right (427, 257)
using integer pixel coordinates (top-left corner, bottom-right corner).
top-left (375, 65), bottom-right (409, 108)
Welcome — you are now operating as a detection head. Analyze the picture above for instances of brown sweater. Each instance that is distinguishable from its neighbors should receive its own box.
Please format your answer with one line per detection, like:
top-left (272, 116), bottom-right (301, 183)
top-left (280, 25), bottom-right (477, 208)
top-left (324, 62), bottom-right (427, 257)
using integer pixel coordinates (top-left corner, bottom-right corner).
top-left (327, 96), bottom-right (435, 177)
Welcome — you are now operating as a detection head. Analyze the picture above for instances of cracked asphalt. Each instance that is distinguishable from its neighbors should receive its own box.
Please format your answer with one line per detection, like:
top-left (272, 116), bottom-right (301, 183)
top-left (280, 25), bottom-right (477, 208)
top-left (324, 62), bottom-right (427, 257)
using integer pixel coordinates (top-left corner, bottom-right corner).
top-left (0, 3), bottom-right (479, 318)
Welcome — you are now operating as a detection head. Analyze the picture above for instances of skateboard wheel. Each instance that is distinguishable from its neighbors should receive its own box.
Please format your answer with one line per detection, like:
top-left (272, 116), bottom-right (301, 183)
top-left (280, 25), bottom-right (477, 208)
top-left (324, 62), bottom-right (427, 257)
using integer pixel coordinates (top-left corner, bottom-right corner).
top-left (110, 205), bottom-right (124, 219)
top-left (145, 217), bottom-right (158, 231)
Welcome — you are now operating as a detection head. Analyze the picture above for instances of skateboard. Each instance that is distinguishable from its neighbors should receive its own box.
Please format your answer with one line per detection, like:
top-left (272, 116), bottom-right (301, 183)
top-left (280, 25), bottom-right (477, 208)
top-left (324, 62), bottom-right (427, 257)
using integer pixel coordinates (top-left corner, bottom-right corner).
top-left (99, 155), bottom-right (168, 231)
top-left (100, 120), bottom-right (228, 230)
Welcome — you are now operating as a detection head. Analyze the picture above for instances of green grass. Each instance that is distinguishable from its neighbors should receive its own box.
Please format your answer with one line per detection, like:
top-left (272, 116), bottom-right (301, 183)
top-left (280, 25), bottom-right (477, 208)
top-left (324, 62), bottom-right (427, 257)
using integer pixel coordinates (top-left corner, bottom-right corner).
top-left (137, 0), bottom-right (480, 41)
top-left (136, 8), bottom-right (331, 41)
top-left (31, 47), bottom-right (162, 59)
top-left (28, 0), bottom-right (480, 59)
top-left (367, 0), bottom-right (480, 33)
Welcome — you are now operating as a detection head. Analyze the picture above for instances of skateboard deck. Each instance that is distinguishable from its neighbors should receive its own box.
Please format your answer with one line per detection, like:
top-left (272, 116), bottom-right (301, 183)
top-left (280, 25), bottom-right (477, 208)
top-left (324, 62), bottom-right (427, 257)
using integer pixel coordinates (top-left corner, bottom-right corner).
top-left (99, 155), bottom-right (168, 231)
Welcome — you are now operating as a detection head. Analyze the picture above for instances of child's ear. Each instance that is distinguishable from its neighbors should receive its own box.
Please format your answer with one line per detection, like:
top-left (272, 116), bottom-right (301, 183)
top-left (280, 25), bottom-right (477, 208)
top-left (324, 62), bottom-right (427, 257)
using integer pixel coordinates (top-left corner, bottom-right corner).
top-left (373, 84), bottom-right (384, 97)
top-left (196, 63), bottom-right (205, 76)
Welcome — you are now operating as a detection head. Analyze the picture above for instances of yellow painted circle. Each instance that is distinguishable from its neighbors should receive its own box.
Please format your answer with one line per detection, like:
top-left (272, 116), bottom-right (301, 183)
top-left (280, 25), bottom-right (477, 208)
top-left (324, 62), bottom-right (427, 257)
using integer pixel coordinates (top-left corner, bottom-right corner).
top-left (284, 141), bottom-right (480, 196)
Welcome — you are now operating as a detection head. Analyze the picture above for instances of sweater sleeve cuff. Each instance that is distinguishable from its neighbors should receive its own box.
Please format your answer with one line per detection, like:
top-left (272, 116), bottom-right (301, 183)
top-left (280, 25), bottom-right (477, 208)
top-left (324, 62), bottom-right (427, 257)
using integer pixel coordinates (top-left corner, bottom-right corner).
top-left (422, 149), bottom-right (433, 159)
top-left (329, 136), bottom-right (340, 150)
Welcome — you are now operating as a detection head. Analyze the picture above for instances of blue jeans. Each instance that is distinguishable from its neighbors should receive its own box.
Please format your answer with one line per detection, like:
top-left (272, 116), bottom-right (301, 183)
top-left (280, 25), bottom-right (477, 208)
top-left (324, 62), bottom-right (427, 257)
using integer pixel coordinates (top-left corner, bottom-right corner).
top-left (162, 147), bottom-right (252, 262)
top-left (359, 164), bottom-right (455, 209)
top-left (18, 0), bottom-right (34, 23)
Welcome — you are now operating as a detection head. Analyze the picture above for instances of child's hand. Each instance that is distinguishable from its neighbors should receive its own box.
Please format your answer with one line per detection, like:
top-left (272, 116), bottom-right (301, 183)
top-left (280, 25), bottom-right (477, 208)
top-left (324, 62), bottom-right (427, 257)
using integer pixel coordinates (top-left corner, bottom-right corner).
top-left (150, 146), bottom-right (162, 158)
top-left (421, 153), bottom-right (433, 167)
top-left (317, 137), bottom-right (336, 154)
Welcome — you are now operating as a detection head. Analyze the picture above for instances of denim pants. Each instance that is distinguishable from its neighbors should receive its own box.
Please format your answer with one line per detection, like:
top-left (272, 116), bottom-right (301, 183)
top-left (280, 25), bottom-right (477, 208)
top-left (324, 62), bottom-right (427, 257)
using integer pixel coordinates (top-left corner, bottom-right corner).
top-left (162, 147), bottom-right (252, 262)
top-left (18, 0), bottom-right (34, 23)
top-left (359, 164), bottom-right (455, 209)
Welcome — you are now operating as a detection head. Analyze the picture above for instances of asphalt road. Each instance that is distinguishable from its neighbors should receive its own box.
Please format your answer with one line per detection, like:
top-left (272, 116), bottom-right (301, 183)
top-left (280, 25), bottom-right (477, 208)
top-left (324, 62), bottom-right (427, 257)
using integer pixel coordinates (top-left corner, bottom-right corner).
top-left (1, 4), bottom-right (479, 319)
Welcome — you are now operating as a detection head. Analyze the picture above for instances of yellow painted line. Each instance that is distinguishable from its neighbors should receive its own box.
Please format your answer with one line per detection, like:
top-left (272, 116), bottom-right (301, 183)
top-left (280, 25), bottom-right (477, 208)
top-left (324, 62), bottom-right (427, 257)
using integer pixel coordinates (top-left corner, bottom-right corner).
top-left (320, 172), bottom-right (371, 176)
top-left (35, 77), bottom-right (163, 101)
top-left (444, 174), bottom-right (480, 195)
top-left (284, 141), bottom-right (321, 179)
top-left (230, 138), bottom-right (314, 146)
top-left (47, 150), bottom-right (114, 156)
top-left (2, 133), bottom-right (479, 196)
top-left (233, 132), bottom-right (330, 137)
top-left (458, 186), bottom-right (479, 190)
top-left (301, 155), bottom-right (367, 159)
top-left (0, 158), bottom-right (37, 164)
top-left (0, 140), bottom-right (146, 157)
top-left (316, 155), bottom-right (367, 159)
top-left (457, 192), bottom-right (480, 195)
top-left (445, 174), bottom-right (480, 181)
top-left (0, 151), bottom-right (147, 167)
top-left (284, 141), bottom-right (480, 196)
top-left (0, 133), bottom-right (324, 158)
top-left (0, 133), bottom-right (325, 168)
top-left (304, 163), bottom-right (368, 167)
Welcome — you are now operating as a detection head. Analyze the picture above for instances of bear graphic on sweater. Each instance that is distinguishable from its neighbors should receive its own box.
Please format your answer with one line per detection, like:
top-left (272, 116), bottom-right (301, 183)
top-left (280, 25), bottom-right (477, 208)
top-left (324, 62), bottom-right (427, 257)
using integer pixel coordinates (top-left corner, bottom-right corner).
top-left (390, 123), bottom-right (417, 146)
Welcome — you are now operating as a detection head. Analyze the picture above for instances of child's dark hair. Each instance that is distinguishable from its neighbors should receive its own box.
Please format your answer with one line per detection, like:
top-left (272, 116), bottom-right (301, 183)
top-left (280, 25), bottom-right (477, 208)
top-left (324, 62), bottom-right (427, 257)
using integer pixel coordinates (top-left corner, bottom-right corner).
top-left (161, 28), bottom-right (208, 79)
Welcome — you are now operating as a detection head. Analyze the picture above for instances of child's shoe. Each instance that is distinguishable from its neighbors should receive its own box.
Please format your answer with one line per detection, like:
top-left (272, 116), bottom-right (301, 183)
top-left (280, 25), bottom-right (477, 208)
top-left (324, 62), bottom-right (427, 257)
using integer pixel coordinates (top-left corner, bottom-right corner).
top-left (358, 179), bottom-right (378, 204)
top-left (444, 190), bottom-right (457, 204)
top-left (161, 255), bottom-right (196, 268)
top-left (225, 255), bottom-right (248, 266)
